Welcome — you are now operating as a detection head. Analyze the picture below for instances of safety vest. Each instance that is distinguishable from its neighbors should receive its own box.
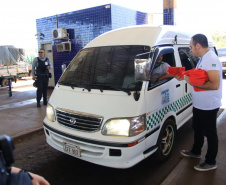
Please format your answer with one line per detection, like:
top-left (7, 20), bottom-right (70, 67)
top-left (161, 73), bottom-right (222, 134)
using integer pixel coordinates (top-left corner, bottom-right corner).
top-left (36, 57), bottom-right (49, 75)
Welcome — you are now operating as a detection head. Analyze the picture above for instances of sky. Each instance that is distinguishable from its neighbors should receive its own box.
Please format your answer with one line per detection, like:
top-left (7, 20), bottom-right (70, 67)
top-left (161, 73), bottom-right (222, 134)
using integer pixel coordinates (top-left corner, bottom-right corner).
top-left (0, 0), bottom-right (226, 50)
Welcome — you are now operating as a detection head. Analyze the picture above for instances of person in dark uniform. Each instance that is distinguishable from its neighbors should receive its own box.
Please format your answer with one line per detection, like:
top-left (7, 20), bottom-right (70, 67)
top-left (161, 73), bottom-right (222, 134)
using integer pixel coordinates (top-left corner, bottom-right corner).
top-left (32, 49), bottom-right (52, 107)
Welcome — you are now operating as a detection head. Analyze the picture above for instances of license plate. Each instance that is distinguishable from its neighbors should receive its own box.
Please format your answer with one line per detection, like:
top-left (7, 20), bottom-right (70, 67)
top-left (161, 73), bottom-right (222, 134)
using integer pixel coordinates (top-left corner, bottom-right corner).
top-left (63, 142), bottom-right (81, 157)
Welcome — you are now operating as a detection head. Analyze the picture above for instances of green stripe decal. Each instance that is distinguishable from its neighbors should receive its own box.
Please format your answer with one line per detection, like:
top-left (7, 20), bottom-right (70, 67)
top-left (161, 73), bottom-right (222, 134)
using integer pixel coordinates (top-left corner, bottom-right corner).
top-left (146, 93), bottom-right (192, 131)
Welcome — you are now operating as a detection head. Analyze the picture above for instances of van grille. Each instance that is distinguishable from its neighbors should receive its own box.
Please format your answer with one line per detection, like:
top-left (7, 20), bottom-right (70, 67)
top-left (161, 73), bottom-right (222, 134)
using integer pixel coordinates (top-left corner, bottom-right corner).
top-left (56, 109), bottom-right (103, 132)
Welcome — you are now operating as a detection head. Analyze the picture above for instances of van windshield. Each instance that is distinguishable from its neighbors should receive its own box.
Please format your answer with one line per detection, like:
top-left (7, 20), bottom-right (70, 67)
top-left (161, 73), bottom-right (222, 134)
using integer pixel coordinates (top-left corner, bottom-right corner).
top-left (59, 45), bottom-right (150, 92)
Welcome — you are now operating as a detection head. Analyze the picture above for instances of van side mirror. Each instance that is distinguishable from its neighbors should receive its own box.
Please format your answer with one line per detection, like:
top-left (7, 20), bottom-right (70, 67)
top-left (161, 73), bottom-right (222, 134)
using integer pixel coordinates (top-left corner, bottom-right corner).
top-left (135, 58), bottom-right (151, 81)
top-left (135, 52), bottom-right (152, 81)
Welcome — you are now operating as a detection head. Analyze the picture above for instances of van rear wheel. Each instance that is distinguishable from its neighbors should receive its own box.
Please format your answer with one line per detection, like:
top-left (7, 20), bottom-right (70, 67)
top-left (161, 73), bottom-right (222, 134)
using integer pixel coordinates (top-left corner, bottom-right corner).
top-left (154, 119), bottom-right (176, 162)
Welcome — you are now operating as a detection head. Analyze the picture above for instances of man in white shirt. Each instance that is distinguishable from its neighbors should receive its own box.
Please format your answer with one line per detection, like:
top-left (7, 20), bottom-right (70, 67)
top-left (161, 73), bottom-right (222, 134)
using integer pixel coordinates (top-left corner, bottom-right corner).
top-left (177, 34), bottom-right (222, 171)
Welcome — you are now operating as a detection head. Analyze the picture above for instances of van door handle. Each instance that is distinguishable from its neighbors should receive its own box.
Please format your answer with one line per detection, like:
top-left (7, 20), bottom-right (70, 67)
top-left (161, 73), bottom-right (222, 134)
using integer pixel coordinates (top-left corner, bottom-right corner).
top-left (185, 83), bottom-right (187, 93)
top-left (176, 84), bottom-right (180, 88)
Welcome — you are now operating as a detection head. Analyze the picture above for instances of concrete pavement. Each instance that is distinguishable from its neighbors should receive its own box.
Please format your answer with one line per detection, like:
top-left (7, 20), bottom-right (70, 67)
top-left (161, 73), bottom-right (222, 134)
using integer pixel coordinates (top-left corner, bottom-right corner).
top-left (0, 79), bottom-right (52, 139)
top-left (161, 109), bottom-right (226, 185)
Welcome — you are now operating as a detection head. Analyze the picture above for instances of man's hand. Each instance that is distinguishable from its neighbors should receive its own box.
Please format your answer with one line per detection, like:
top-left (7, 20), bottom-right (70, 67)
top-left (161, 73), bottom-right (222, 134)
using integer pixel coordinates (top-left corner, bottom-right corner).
top-left (184, 75), bottom-right (190, 84)
top-left (32, 76), bottom-right (36, 80)
top-left (175, 74), bottom-right (184, 81)
top-left (11, 167), bottom-right (50, 185)
top-left (30, 172), bottom-right (50, 185)
top-left (46, 66), bottom-right (50, 70)
top-left (175, 75), bottom-right (190, 84)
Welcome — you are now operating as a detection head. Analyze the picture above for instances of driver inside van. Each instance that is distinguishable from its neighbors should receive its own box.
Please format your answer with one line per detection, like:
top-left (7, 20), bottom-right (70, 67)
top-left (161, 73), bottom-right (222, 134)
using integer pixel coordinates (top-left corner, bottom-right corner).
top-left (150, 55), bottom-right (174, 83)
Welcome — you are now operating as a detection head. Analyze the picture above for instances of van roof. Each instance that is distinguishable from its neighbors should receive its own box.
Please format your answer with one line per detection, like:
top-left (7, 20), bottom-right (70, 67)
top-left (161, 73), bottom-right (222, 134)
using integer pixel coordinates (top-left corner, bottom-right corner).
top-left (85, 25), bottom-right (214, 48)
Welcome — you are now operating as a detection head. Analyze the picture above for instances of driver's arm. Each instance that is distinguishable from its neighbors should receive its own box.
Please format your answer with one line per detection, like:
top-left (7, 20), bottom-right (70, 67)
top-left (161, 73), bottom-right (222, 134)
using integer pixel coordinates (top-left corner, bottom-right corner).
top-left (157, 73), bottom-right (174, 82)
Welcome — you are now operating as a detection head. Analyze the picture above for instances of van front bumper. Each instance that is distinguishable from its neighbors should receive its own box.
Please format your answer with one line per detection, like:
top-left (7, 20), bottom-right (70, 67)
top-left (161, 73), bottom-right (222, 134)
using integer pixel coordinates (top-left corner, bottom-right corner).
top-left (43, 123), bottom-right (152, 169)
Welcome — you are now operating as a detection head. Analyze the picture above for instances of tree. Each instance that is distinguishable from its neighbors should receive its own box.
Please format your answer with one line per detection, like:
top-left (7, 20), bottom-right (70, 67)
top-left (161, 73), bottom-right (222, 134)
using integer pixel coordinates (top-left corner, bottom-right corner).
top-left (211, 31), bottom-right (226, 49)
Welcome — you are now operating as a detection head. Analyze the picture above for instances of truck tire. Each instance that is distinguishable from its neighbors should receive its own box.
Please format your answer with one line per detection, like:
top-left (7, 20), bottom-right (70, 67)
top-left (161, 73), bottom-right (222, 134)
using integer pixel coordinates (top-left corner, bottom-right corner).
top-left (1, 78), bottom-right (12, 87)
top-left (154, 119), bottom-right (176, 162)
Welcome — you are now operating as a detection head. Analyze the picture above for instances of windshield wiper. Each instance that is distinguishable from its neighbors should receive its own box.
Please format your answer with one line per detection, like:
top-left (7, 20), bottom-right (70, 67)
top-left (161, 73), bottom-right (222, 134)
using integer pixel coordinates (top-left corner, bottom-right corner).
top-left (59, 81), bottom-right (132, 95)
top-left (58, 81), bottom-right (91, 92)
top-left (88, 83), bottom-right (131, 95)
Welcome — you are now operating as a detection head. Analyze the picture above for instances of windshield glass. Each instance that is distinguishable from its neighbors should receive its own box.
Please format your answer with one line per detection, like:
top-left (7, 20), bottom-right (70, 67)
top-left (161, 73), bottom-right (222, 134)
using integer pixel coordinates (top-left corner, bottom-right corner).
top-left (59, 45), bottom-right (150, 91)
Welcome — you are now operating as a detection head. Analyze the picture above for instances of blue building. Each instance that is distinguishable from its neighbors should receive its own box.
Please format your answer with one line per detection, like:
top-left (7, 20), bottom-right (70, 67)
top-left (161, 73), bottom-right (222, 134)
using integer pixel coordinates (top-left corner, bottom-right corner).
top-left (35, 4), bottom-right (150, 86)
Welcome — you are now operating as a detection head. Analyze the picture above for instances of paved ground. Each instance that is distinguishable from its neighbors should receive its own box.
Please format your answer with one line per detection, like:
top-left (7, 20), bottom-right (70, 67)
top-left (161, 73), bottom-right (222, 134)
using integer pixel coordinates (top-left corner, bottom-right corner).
top-left (0, 78), bottom-right (52, 138)
top-left (161, 110), bottom-right (226, 185)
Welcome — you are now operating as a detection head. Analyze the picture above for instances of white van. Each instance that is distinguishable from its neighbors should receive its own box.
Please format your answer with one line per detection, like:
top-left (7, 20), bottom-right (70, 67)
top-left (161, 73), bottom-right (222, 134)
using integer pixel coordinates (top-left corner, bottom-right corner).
top-left (43, 25), bottom-right (216, 168)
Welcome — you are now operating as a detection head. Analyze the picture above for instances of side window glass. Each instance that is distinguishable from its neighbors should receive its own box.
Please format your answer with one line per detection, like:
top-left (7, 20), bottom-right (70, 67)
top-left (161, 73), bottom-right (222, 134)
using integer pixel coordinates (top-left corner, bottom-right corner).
top-left (161, 53), bottom-right (176, 67)
top-left (178, 48), bottom-right (199, 70)
top-left (148, 51), bottom-right (175, 88)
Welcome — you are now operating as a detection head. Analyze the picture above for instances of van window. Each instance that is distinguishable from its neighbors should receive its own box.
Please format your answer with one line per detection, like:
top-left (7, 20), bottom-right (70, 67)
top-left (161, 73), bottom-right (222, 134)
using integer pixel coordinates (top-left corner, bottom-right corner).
top-left (59, 46), bottom-right (150, 92)
top-left (162, 53), bottom-right (176, 67)
top-left (178, 48), bottom-right (199, 70)
top-left (149, 51), bottom-right (175, 87)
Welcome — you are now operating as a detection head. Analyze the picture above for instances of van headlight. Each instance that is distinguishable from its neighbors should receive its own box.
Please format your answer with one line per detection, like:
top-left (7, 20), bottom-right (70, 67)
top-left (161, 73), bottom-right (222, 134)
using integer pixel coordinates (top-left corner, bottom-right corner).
top-left (46, 104), bottom-right (56, 122)
top-left (102, 115), bottom-right (146, 137)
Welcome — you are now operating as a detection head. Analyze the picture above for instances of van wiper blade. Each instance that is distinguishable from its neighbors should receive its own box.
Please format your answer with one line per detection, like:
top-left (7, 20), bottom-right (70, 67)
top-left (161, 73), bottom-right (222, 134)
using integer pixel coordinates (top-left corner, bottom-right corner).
top-left (89, 83), bottom-right (131, 95)
top-left (58, 81), bottom-right (91, 92)
top-left (70, 83), bottom-right (91, 92)
top-left (71, 83), bottom-right (91, 92)
top-left (84, 83), bottom-right (104, 93)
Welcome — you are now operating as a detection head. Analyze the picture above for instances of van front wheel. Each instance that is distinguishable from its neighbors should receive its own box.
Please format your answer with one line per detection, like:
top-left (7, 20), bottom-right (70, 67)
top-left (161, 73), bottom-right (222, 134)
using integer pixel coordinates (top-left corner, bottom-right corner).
top-left (155, 119), bottom-right (176, 162)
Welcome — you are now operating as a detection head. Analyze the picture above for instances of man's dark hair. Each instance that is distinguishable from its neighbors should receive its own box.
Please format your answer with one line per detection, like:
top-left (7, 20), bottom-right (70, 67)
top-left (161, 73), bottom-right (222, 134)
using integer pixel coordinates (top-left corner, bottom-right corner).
top-left (192, 34), bottom-right (208, 48)
top-left (39, 48), bottom-right (45, 52)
